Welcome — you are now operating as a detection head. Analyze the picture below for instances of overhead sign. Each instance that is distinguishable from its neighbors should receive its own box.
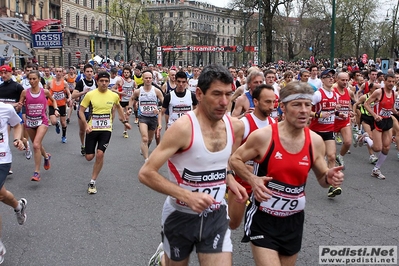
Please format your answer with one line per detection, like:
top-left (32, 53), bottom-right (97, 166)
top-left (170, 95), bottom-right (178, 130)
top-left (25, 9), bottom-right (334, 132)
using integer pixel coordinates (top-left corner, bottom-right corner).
top-left (161, 45), bottom-right (256, 53)
top-left (32, 32), bottom-right (63, 49)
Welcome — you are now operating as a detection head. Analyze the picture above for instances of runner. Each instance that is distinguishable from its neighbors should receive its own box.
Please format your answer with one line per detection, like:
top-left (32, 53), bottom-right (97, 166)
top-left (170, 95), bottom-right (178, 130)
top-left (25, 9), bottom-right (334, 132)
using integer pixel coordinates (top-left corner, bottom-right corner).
top-left (72, 64), bottom-right (97, 155)
top-left (140, 64), bottom-right (247, 266)
top-left (65, 66), bottom-right (77, 124)
top-left (47, 67), bottom-right (71, 143)
top-left (0, 101), bottom-right (27, 264)
top-left (128, 70), bottom-right (163, 161)
top-left (132, 65), bottom-right (143, 124)
top-left (112, 66), bottom-right (135, 138)
top-left (19, 70), bottom-right (59, 181)
top-left (360, 73), bottom-right (397, 179)
top-left (228, 84), bottom-right (276, 230)
top-left (161, 71), bottom-right (197, 130)
top-left (309, 69), bottom-right (341, 197)
top-left (333, 72), bottom-right (355, 169)
top-left (229, 81), bottom-right (344, 266)
top-left (161, 68), bottom-right (176, 94)
top-left (79, 71), bottom-right (132, 194)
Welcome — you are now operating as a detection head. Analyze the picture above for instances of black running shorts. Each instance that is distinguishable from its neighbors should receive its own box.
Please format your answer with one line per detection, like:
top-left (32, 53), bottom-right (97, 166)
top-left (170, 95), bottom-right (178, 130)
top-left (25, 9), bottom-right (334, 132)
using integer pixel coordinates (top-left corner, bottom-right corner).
top-left (49, 105), bottom-right (67, 117)
top-left (85, 131), bottom-right (111, 154)
top-left (243, 201), bottom-right (305, 256)
top-left (313, 131), bottom-right (335, 141)
top-left (372, 117), bottom-right (393, 132)
top-left (0, 163), bottom-right (11, 189)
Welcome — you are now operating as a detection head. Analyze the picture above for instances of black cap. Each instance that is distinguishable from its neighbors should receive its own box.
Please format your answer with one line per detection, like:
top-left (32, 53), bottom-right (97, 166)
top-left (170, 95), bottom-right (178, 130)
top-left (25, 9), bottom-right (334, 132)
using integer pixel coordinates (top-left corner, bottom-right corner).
top-left (97, 71), bottom-right (110, 80)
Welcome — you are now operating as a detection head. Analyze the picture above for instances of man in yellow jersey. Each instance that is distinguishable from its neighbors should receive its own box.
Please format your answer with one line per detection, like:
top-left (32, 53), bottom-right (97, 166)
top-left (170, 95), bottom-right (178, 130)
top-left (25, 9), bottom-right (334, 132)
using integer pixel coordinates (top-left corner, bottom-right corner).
top-left (79, 72), bottom-right (132, 194)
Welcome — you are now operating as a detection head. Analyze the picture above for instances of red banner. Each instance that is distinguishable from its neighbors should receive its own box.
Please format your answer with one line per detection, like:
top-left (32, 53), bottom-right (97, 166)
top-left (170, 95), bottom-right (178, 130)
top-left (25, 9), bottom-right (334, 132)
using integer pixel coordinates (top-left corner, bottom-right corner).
top-left (161, 45), bottom-right (255, 52)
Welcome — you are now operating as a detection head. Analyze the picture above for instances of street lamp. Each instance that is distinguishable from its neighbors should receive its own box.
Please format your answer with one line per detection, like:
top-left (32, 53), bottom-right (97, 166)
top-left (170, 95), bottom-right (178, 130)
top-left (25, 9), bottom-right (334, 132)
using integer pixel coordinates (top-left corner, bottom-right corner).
top-left (373, 39), bottom-right (379, 62)
top-left (330, 0), bottom-right (336, 68)
top-left (90, 27), bottom-right (99, 59)
top-left (385, 3), bottom-right (399, 59)
top-left (257, 0), bottom-right (262, 65)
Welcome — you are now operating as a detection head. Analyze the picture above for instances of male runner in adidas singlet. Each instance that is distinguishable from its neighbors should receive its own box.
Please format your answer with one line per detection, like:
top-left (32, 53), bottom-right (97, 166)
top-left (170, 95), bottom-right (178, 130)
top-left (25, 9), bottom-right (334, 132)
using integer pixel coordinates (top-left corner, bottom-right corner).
top-left (79, 71), bottom-right (131, 194)
top-left (228, 84), bottom-right (276, 230)
top-left (230, 81), bottom-right (344, 266)
top-left (139, 64), bottom-right (247, 266)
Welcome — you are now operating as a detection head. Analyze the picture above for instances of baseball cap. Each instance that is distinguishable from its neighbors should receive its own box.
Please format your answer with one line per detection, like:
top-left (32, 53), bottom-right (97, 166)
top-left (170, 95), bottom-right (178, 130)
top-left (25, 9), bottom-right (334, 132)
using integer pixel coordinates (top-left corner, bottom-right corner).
top-left (0, 65), bottom-right (12, 72)
top-left (320, 69), bottom-right (335, 78)
top-left (170, 66), bottom-right (177, 70)
top-left (97, 71), bottom-right (110, 80)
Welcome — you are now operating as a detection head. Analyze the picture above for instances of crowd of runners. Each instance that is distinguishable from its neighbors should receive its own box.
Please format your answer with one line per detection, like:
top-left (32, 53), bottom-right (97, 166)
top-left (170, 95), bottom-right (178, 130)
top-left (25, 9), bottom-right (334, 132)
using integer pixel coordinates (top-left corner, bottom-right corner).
top-left (0, 59), bottom-right (398, 265)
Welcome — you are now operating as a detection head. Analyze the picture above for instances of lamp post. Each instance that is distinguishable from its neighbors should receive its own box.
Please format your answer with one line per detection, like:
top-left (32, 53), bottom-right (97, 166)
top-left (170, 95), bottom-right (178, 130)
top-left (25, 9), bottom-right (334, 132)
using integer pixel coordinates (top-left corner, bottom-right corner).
top-left (373, 39), bottom-right (379, 62)
top-left (90, 27), bottom-right (99, 59)
top-left (257, 0), bottom-right (262, 65)
top-left (330, 0), bottom-right (336, 68)
top-left (105, 0), bottom-right (109, 63)
top-left (385, 2), bottom-right (399, 60)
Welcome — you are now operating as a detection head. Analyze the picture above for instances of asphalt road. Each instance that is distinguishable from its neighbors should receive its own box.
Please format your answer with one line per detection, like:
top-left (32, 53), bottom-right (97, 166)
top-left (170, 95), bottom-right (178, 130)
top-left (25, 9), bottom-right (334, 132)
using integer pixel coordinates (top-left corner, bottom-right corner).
top-left (0, 116), bottom-right (398, 265)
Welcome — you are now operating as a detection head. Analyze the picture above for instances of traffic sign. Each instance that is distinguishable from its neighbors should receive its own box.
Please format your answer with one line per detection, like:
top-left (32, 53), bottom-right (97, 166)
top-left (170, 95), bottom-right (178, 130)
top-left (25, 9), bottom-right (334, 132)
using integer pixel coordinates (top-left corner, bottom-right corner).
top-left (76, 51), bottom-right (81, 58)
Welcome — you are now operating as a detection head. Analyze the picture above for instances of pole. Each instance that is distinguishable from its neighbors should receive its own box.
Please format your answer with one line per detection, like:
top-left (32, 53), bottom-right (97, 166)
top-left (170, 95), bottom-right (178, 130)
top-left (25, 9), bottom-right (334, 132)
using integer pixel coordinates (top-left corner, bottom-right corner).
top-left (391, 1), bottom-right (399, 59)
top-left (105, 0), bottom-right (109, 63)
top-left (257, 0), bottom-right (261, 65)
top-left (243, 15), bottom-right (247, 65)
top-left (330, 0), bottom-right (336, 68)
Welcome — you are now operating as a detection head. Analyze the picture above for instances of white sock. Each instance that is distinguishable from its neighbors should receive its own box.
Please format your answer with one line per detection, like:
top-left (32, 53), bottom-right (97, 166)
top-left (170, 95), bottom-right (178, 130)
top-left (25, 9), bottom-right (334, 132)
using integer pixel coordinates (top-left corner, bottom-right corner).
top-left (14, 202), bottom-right (22, 211)
top-left (365, 136), bottom-right (373, 148)
top-left (90, 179), bottom-right (95, 184)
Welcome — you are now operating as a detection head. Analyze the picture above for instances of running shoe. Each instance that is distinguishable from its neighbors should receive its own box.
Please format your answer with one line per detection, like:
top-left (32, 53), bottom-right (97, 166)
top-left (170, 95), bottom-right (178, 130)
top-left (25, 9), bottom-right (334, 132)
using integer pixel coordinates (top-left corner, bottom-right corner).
top-left (0, 240), bottom-right (6, 265)
top-left (8, 170), bottom-right (13, 175)
top-left (347, 150), bottom-right (351, 154)
top-left (66, 118), bottom-right (70, 124)
top-left (369, 154), bottom-right (378, 164)
top-left (87, 182), bottom-right (97, 194)
top-left (335, 154), bottom-right (345, 170)
top-left (134, 117), bottom-right (139, 124)
top-left (55, 122), bottom-right (60, 134)
top-left (328, 186), bottom-right (342, 198)
top-left (25, 143), bottom-right (32, 160)
top-left (123, 131), bottom-right (129, 138)
top-left (15, 198), bottom-right (27, 225)
top-left (352, 133), bottom-right (358, 148)
top-left (357, 132), bottom-right (369, 147)
top-left (335, 134), bottom-right (342, 145)
top-left (31, 172), bottom-right (40, 182)
top-left (371, 168), bottom-right (386, 180)
top-left (148, 243), bottom-right (164, 266)
top-left (44, 153), bottom-right (51, 170)
top-left (62, 137), bottom-right (67, 143)
top-left (81, 145), bottom-right (86, 156)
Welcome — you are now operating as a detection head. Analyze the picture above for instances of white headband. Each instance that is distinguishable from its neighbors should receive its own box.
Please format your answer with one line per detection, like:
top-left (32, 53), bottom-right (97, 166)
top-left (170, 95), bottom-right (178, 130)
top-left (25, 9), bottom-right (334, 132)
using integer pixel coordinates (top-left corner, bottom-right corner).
top-left (281, 93), bottom-right (313, 103)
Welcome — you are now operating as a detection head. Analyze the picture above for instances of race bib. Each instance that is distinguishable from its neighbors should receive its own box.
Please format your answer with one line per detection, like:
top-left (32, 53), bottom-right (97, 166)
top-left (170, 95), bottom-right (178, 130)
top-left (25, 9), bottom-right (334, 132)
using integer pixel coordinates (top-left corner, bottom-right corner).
top-left (53, 91), bottom-right (65, 101)
top-left (318, 111), bottom-right (335, 124)
top-left (176, 168), bottom-right (227, 207)
top-left (379, 108), bottom-right (392, 118)
top-left (26, 115), bottom-right (42, 128)
top-left (259, 181), bottom-right (306, 217)
top-left (91, 114), bottom-right (111, 129)
top-left (140, 101), bottom-right (157, 115)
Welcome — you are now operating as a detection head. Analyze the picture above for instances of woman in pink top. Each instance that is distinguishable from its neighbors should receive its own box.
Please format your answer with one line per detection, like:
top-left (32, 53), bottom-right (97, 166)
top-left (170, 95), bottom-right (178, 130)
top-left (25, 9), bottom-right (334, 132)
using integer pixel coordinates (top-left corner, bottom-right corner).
top-left (19, 70), bottom-right (59, 182)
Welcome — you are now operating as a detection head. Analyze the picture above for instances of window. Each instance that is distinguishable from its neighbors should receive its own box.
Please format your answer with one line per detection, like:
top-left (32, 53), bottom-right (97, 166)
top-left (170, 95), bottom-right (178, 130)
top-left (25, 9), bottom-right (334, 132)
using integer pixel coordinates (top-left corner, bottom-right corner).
top-left (98, 0), bottom-right (102, 6)
top-left (85, 39), bottom-right (88, 47)
top-left (227, 19), bottom-right (230, 24)
top-left (98, 20), bottom-right (102, 33)
top-left (83, 0), bottom-right (87, 7)
top-left (75, 0), bottom-right (79, 4)
top-left (76, 14), bottom-right (80, 29)
top-left (77, 38), bottom-right (80, 46)
top-left (179, 12), bottom-right (183, 18)
top-left (169, 20), bottom-right (173, 27)
top-left (91, 0), bottom-right (94, 9)
top-left (67, 36), bottom-right (70, 46)
top-left (112, 23), bottom-right (116, 35)
top-left (169, 12), bottom-right (173, 17)
top-left (160, 12), bottom-right (163, 18)
top-left (66, 11), bottom-right (70, 27)
top-left (91, 18), bottom-right (95, 31)
top-left (100, 41), bottom-right (102, 49)
top-left (222, 25), bottom-right (224, 34)
top-left (121, 43), bottom-right (123, 51)
top-left (83, 16), bottom-right (87, 31)
top-left (31, 1), bottom-right (35, 16)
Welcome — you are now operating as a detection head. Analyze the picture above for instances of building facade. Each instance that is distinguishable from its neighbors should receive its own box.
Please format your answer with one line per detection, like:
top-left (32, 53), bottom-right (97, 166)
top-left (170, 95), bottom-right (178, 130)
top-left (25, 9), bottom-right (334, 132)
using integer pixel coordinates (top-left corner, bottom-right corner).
top-left (62, 0), bottom-right (125, 67)
top-left (143, 0), bottom-right (244, 66)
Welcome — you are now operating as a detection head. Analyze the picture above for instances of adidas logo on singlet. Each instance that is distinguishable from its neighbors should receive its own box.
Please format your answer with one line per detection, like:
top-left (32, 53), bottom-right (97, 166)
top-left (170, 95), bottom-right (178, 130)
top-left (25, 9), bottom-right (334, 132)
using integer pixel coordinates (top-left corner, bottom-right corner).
top-left (182, 168), bottom-right (226, 183)
top-left (274, 151), bottom-right (283, 159)
top-left (299, 156), bottom-right (309, 166)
